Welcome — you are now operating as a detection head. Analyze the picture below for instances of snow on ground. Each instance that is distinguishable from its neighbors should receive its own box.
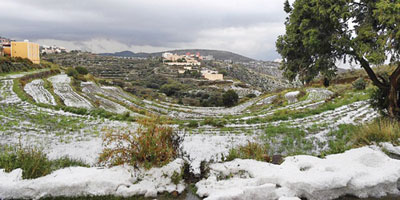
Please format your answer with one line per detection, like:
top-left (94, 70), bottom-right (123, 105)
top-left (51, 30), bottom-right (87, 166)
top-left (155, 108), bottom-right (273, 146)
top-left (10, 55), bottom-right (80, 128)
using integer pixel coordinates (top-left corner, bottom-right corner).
top-left (1, 146), bottom-right (399, 200)
top-left (196, 146), bottom-right (400, 200)
top-left (81, 82), bottom-right (130, 114)
top-left (24, 79), bottom-right (57, 105)
top-left (145, 94), bottom-right (265, 119)
top-left (285, 91), bottom-right (300, 104)
top-left (381, 142), bottom-right (400, 157)
top-left (48, 74), bottom-right (92, 108)
top-left (182, 133), bottom-right (255, 174)
top-left (1, 71), bottom-right (396, 199)
top-left (0, 159), bottom-right (185, 199)
top-left (46, 139), bottom-right (103, 165)
top-left (0, 80), bottom-right (21, 104)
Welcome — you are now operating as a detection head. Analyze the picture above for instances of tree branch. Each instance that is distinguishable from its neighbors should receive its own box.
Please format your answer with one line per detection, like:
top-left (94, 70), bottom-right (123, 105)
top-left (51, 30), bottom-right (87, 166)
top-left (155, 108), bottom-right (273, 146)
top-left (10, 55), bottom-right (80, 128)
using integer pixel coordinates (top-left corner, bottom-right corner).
top-left (390, 62), bottom-right (400, 85)
top-left (352, 52), bottom-right (388, 89)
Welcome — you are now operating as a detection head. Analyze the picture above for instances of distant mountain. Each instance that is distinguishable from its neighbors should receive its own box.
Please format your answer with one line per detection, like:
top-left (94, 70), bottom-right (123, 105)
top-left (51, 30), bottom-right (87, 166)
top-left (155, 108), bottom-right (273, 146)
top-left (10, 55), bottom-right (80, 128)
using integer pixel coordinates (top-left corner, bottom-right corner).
top-left (99, 49), bottom-right (255, 62)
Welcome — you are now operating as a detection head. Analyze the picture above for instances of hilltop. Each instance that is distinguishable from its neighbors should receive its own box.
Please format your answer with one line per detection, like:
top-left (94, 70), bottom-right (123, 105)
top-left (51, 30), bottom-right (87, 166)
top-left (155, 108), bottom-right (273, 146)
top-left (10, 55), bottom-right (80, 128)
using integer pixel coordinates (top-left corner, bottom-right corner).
top-left (100, 49), bottom-right (256, 62)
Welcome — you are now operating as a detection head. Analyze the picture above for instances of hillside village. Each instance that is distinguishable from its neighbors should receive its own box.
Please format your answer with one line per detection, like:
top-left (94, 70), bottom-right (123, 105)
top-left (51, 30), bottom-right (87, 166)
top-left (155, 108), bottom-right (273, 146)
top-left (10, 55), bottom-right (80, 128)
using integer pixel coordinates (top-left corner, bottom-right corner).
top-left (162, 52), bottom-right (224, 81)
top-left (1, 32), bottom-right (400, 200)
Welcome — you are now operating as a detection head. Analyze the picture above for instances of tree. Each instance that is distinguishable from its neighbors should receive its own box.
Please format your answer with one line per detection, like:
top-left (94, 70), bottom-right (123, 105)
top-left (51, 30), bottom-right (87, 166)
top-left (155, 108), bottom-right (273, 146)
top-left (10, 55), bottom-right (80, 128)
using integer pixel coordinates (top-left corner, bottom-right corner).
top-left (223, 90), bottom-right (239, 107)
top-left (66, 67), bottom-right (78, 78)
top-left (276, 0), bottom-right (400, 119)
top-left (75, 66), bottom-right (89, 75)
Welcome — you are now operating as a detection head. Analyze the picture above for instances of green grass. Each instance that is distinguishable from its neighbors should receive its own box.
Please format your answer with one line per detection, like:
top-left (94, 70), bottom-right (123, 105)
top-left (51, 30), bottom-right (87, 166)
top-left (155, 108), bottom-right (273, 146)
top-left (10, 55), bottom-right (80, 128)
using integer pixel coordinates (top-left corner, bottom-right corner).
top-left (0, 145), bottom-right (88, 179)
top-left (226, 141), bottom-right (270, 162)
top-left (321, 124), bottom-right (359, 156)
top-left (352, 118), bottom-right (400, 146)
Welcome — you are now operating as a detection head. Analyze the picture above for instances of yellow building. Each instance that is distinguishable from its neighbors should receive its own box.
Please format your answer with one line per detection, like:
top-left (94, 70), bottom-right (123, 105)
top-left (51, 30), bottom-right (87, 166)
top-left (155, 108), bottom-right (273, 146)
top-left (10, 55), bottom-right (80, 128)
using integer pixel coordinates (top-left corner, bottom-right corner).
top-left (204, 73), bottom-right (224, 81)
top-left (3, 46), bottom-right (11, 56)
top-left (10, 41), bottom-right (40, 64)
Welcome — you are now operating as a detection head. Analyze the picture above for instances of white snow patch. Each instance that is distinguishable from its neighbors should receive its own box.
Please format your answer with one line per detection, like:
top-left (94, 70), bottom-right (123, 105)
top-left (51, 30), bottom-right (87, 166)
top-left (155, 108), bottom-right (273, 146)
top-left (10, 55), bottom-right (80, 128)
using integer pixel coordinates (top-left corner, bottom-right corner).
top-left (24, 79), bottom-right (57, 105)
top-left (46, 139), bottom-right (103, 165)
top-left (196, 146), bottom-right (400, 200)
top-left (0, 159), bottom-right (185, 199)
top-left (381, 143), bottom-right (400, 157)
top-left (285, 91), bottom-right (300, 104)
top-left (182, 134), bottom-right (255, 174)
top-left (48, 75), bottom-right (92, 108)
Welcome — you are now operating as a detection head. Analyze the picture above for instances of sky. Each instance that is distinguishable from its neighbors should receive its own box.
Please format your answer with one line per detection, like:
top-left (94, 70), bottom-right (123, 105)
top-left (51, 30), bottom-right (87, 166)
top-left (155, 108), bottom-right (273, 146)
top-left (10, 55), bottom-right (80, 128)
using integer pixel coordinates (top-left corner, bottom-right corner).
top-left (0, 0), bottom-right (289, 61)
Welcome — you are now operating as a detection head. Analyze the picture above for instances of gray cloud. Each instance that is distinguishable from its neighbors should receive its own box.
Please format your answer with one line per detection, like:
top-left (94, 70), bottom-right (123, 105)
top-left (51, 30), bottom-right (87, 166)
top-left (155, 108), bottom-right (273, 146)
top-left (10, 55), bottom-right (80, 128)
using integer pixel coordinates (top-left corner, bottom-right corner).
top-left (0, 0), bottom-right (288, 60)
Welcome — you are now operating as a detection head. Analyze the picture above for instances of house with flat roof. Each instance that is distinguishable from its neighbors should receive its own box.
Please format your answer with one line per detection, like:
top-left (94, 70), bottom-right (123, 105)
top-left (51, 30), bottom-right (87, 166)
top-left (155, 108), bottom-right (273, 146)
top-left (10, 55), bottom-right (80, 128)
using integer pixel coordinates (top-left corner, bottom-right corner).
top-left (4, 40), bottom-right (40, 64)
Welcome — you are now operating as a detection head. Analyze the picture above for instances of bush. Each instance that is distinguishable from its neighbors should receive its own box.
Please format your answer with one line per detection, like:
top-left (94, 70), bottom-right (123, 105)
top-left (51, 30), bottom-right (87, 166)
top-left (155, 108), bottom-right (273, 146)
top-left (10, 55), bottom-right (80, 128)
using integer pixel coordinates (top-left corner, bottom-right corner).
top-left (99, 117), bottom-right (182, 169)
top-left (0, 145), bottom-right (51, 179)
top-left (0, 56), bottom-right (45, 74)
top-left (188, 120), bottom-right (199, 128)
top-left (202, 117), bottom-right (226, 128)
top-left (352, 78), bottom-right (367, 90)
top-left (66, 67), bottom-right (79, 77)
top-left (75, 66), bottom-right (89, 75)
top-left (226, 142), bottom-right (270, 162)
top-left (160, 82), bottom-right (183, 96)
top-left (0, 145), bottom-right (88, 179)
top-left (246, 93), bottom-right (257, 98)
top-left (352, 118), bottom-right (400, 146)
top-left (222, 90), bottom-right (239, 107)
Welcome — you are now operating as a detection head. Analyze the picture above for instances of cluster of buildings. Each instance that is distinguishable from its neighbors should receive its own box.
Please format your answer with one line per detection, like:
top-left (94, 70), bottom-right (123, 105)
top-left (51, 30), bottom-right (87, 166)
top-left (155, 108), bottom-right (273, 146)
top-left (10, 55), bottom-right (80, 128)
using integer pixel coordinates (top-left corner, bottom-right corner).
top-left (162, 52), bottom-right (201, 66)
top-left (200, 69), bottom-right (224, 81)
top-left (162, 52), bottom-right (223, 81)
top-left (41, 45), bottom-right (67, 54)
top-left (1, 37), bottom-right (40, 64)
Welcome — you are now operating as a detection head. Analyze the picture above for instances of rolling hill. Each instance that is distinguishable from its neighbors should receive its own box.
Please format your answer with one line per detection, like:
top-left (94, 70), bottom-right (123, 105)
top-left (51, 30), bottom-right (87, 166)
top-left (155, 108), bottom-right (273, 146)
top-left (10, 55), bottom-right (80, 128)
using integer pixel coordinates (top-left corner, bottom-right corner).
top-left (99, 49), bottom-right (255, 62)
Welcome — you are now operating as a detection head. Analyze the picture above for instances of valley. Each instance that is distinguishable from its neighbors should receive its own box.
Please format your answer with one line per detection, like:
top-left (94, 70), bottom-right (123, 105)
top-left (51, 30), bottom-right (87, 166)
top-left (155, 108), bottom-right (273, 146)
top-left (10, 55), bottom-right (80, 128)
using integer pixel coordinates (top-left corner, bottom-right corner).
top-left (0, 56), bottom-right (399, 200)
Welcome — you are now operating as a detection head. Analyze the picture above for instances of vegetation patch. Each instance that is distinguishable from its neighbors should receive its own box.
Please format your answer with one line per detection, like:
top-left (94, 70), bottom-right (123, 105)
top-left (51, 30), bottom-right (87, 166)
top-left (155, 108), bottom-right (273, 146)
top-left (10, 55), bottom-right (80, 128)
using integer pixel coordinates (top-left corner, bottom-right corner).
top-left (0, 144), bottom-right (88, 179)
top-left (226, 141), bottom-right (270, 162)
top-left (0, 56), bottom-right (47, 75)
top-left (99, 117), bottom-right (182, 169)
top-left (352, 118), bottom-right (400, 146)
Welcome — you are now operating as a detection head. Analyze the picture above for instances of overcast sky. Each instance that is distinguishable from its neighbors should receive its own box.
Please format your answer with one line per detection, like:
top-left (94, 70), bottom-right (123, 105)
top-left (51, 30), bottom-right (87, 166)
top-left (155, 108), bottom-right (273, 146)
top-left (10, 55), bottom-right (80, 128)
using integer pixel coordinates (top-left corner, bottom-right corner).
top-left (1, 0), bottom-right (289, 61)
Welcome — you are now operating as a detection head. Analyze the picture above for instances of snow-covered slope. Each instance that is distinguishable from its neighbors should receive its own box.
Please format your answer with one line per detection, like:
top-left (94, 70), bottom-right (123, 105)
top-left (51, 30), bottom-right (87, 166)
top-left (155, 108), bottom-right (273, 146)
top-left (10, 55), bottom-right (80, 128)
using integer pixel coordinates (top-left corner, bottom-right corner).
top-left (48, 74), bottom-right (92, 108)
top-left (24, 79), bottom-right (57, 105)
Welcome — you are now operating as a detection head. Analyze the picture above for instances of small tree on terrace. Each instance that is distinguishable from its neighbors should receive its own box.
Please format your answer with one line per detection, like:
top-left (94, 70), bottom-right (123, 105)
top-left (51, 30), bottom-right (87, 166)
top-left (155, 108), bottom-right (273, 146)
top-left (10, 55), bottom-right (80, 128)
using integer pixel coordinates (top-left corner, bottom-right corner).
top-left (223, 90), bottom-right (239, 107)
top-left (276, 0), bottom-right (400, 119)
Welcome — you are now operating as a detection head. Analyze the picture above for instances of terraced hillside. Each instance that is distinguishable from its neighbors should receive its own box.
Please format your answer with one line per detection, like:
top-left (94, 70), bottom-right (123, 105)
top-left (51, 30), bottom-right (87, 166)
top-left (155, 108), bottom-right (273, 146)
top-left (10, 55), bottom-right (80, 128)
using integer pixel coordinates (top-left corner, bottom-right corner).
top-left (1, 68), bottom-right (399, 200)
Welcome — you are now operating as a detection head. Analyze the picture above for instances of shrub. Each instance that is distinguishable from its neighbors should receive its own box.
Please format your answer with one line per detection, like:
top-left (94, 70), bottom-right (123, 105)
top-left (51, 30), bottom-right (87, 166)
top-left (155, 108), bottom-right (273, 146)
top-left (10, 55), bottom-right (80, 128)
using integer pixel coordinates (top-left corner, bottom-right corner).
top-left (222, 90), bottom-right (239, 107)
top-left (272, 94), bottom-right (285, 107)
top-left (226, 142), bottom-right (270, 162)
top-left (98, 117), bottom-right (182, 169)
top-left (352, 118), bottom-right (400, 146)
top-left (187, 120), bottom-right (199, 128)
top-left (75, 66), bottom-right (89, 75)
top-left (0, 145), bottom-right (51, 179)
top-left (202, 117), bottom-right (226, 127)
top-left (0, 145), bottom-right (88, 179)
top-left (66, 67), bottom-right (79, 77)
top-left (160, 82), bottom-right (183, 97)
top-left (246, 93), bottom-right (257, 98)
top-left (352, 78), bottom-right (367, 90)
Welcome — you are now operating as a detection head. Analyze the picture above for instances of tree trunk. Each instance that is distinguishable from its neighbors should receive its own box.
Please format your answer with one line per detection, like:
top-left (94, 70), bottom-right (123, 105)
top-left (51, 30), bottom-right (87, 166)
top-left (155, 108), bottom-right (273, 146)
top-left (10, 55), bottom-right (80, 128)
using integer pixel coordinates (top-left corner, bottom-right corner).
top-left (388, 63), bottom-right (400, 118)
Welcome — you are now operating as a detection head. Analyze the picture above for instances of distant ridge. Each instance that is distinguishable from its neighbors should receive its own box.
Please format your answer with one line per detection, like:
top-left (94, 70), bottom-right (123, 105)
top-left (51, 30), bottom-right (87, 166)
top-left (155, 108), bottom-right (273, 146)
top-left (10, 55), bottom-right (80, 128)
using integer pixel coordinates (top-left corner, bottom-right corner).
top-left (99, 49), bottom-right (255, 62)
